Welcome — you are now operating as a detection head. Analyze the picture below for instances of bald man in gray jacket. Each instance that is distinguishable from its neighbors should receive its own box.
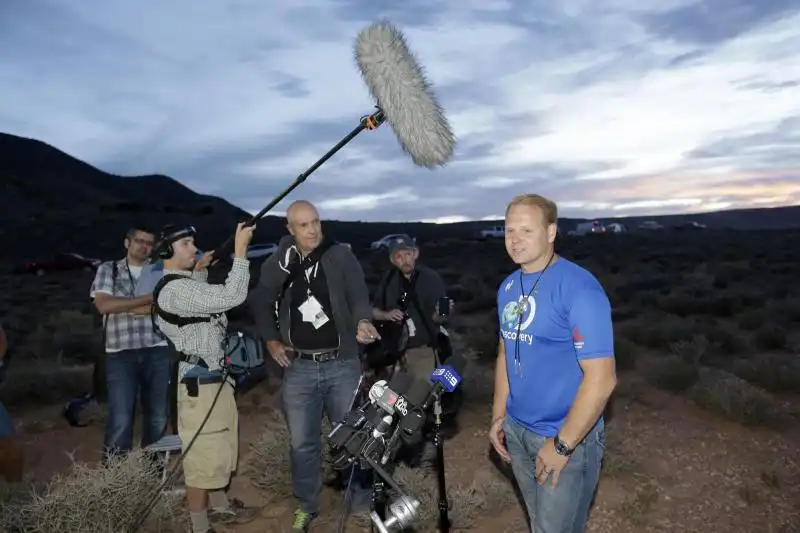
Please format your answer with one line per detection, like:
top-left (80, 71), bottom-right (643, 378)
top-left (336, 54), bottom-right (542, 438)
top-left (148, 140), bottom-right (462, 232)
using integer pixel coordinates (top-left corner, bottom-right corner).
top-left (249, 200), bottom-right (378, 532)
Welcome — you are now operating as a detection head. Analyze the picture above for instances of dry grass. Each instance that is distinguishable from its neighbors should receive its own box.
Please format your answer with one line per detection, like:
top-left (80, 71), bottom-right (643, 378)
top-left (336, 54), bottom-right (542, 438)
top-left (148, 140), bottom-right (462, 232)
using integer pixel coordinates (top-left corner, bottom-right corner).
top-left (0, 448), bottom-right (185, 533)
top-left (387, 464), bottom-right (518, 532)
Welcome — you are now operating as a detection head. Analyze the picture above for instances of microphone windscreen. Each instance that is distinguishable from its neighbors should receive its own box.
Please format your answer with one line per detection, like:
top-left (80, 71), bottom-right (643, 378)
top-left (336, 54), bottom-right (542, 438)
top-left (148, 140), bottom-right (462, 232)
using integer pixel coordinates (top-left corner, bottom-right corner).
top-left (388, 370), bottom-right (414, 395)
top-left (405, 379), bottom-right (431, 407)
top-left (355, 20), bottom-right (456, 168)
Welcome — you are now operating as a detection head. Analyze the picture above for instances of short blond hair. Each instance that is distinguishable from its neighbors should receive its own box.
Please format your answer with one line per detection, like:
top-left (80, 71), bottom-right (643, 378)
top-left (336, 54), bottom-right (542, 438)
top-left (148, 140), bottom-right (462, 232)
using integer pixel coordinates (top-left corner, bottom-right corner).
top-left (505, 194), bottom-right (558, 226)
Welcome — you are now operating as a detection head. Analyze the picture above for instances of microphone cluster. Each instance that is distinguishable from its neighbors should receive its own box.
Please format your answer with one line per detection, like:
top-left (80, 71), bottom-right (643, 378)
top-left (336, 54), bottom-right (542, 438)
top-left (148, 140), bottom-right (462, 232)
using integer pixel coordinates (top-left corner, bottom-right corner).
top-left (326, 354), bottom-right (466, 532)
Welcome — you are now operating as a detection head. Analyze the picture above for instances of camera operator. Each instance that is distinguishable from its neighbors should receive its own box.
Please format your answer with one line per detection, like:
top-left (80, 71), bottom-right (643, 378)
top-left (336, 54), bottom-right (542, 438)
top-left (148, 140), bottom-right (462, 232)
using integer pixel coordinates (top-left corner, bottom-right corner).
top-left (152, 222), bottom-right (259, 533)
top-left (249, 200), bottom-right (380, 533)
top-left (370, 234), bottom-right (451, 468)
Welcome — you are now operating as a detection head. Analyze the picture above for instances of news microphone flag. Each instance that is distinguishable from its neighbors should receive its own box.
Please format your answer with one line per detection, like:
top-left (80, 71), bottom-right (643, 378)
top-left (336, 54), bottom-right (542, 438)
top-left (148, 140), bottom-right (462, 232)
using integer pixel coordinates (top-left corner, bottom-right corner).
top-left (430, 364), bottom-right (462, 393)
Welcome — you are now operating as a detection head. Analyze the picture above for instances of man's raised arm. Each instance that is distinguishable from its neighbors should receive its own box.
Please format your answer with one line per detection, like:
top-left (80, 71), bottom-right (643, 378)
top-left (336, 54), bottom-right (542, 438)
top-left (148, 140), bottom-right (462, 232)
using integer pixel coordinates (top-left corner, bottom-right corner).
top-left (159, 257), bottom-right (251, 316)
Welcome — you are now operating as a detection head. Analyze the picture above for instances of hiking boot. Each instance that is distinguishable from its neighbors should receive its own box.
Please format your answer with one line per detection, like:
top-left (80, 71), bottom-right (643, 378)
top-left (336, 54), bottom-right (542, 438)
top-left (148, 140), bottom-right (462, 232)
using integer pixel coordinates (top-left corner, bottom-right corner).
top-left (208, 498), bottom-right (260, 525)
top-left (291, 508), bottom-right (318, 532)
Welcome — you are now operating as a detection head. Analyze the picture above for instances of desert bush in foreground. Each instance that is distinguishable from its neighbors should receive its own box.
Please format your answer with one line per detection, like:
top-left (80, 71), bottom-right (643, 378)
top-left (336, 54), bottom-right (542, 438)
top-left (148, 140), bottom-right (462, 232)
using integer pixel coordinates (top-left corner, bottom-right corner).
top-left (688, 368), bottom-right (787, 428)
top-left (0, 449), bottom-right (185, 533)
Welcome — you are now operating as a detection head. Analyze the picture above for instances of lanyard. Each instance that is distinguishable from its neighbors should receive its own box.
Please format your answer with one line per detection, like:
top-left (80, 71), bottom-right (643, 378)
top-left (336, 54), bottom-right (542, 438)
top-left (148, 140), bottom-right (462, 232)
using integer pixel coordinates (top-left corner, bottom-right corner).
top-left (513, 252), bottom-right (554, 377)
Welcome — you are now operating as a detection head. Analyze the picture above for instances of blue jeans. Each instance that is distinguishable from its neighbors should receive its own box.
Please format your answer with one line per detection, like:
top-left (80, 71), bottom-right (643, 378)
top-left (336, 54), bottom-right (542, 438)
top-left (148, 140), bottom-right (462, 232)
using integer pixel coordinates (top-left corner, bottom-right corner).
top-left (281, 356), bottom-right (370, 514)
top-left (504, 416), bottom-right (605, 533)
top-left (103, 345), bottom-right (173, 459)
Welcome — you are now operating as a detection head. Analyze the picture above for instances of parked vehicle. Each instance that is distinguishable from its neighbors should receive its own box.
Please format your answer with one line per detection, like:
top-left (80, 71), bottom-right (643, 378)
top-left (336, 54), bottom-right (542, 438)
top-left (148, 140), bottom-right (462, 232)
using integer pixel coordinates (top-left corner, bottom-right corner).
top-left (244, 243), bottom-right (278, 259)
top-left (638, 220), bottom-right (664, 231)
top-left (370, 234), bottom-right (415, 250)
top-left (478, 225), bottom-right (505, 238)
top-left (20, 252), bottom-right (101, 275)
top-left (606, 222), bottom-right (627, 233)
top-left (569, 220), bottom-right (607, 236)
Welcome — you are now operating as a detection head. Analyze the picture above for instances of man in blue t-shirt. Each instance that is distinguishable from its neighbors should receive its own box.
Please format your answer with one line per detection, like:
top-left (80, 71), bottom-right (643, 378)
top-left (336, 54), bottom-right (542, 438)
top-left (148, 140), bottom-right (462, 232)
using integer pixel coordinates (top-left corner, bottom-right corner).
top-left (489, 194), bottom-right (617, 533)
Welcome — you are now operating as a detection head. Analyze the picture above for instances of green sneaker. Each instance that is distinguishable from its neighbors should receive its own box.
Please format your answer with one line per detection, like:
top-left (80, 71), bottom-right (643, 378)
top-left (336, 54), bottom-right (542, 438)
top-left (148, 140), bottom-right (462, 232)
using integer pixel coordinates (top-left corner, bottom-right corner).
top-left (291, 508), bottom-right (318, 532)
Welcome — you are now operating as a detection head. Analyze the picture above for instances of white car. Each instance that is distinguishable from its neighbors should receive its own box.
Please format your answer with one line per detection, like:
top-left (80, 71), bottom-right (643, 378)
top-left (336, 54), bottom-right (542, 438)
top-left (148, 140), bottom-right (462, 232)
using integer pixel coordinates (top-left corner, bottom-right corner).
top-left (370, 234), bottom-right (415, 250)
top-left (243, 243), bottom-right (278, 259)
top-left (479, 225), bottom-right (505, 238)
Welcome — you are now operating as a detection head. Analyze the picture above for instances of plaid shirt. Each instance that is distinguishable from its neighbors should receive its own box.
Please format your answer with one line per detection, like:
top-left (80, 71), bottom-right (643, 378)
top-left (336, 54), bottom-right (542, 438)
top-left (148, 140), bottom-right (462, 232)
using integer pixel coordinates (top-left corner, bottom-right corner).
top-left (90, 259), bottom-right (167, 352)
top-left (154, 258), bottom-right (250, 381)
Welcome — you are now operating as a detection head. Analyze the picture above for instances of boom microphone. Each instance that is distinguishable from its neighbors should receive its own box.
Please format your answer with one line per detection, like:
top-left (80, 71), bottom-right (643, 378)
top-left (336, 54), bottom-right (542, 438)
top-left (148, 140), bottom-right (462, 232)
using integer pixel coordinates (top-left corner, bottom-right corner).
top-left (355, 20), bottom-right (456, 168)
top-left (211, 19), bottom-right (455, 261)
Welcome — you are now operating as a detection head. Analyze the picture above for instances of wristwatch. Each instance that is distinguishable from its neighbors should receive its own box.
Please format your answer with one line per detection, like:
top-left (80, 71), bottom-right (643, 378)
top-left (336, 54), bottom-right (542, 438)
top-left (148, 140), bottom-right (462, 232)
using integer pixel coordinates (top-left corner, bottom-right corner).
top-left (554, 434), bottom-right (574, 457)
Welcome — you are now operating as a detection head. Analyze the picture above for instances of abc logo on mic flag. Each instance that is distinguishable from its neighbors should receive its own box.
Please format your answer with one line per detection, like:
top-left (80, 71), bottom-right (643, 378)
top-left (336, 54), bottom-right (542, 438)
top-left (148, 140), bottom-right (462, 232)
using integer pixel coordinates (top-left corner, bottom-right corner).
top-left (431, 365), bottom-right (461, 392)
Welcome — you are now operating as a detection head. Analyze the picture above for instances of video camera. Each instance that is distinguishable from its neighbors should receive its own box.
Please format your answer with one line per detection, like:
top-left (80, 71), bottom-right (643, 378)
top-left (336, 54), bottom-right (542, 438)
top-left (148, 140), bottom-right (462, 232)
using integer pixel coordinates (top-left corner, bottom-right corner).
top-left (327, 354), bottom-right (466, 533)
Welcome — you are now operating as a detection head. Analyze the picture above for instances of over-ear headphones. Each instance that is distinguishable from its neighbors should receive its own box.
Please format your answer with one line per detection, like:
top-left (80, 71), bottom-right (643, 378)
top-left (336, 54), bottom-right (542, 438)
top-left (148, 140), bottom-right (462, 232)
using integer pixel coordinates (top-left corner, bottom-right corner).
top-left (155, 224), bottom-right (197, 260)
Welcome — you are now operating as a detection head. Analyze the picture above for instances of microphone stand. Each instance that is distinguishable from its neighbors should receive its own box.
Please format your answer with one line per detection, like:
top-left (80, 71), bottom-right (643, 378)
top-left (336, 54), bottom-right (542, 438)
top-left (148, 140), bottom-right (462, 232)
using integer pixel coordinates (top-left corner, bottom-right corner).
top-left (432, 393), bottom-right (451, 533)
top-left (211, 107), bottom-right (387, 260)
top-left (371, 471), bottom-right (388, 533)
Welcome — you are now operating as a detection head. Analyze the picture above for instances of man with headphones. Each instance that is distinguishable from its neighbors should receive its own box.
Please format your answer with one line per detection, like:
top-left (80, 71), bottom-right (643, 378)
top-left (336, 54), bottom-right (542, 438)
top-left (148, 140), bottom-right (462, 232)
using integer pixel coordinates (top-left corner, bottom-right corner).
top-left (151, 221), bottom-right (258, 533)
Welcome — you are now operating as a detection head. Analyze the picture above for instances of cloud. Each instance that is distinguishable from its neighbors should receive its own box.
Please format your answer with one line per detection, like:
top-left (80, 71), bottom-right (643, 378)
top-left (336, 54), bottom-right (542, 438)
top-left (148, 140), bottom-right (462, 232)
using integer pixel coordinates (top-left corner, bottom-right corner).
top-left (0, 0), bottom-right (798, 223)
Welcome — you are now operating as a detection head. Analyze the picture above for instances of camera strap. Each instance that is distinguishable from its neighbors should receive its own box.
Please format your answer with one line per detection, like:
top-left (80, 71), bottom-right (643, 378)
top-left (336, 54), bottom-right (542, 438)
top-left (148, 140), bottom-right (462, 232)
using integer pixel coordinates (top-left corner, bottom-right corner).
top-left (399, 271), bottom-right (443, 365)
top-left (278, 238), bottom-right (336, 313)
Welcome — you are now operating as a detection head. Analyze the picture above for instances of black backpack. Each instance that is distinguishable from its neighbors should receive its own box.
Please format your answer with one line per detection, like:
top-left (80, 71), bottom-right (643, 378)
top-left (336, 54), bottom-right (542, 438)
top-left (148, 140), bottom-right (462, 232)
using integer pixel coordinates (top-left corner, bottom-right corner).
top-left (150, 273), bottom-right (220, 369)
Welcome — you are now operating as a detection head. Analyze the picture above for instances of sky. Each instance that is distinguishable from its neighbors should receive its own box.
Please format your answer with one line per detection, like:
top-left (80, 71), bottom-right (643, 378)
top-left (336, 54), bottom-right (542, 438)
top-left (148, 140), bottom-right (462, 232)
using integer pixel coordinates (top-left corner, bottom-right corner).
top-left (1, 0), bottom-right (799, 223)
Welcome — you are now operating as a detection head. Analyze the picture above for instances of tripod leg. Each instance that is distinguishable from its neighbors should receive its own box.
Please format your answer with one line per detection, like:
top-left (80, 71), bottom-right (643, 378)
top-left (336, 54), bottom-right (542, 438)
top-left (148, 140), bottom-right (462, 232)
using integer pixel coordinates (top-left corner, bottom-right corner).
top-left (434, 398), bottom-right (451, 533)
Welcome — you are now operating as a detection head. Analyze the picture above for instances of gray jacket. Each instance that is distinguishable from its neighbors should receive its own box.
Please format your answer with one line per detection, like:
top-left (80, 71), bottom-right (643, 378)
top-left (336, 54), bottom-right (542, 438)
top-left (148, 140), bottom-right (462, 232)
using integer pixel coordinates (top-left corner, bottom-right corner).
top-left (249, 235), bottom-right (372, 360)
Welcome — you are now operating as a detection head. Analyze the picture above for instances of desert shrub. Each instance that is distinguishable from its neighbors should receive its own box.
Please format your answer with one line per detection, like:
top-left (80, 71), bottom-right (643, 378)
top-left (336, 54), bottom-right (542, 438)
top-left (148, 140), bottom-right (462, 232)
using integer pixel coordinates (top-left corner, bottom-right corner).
top-left (0, 449), bottom-right (185, 533)
top-left (657, 294), bottom-right (697, 318)
top-left (688, 368), bottom-right (785, 428)
top-left (779, 296), bottom-right (800, 323)
top-left (737, 310), bottom-right (766, 331)
top-left (753, 324), bottom-right (788, 351)
top-left (697, 322), bottom-right (749, 356)
top-left (712, 263), bottom-right (751, 288)
top-left (732, 354), bottom-right (800, 394)
top-left (645, 336), bottom-right (707, 392)
top-left (246, 419), bottom-right (293, 502)
top-left (613, 338), bottom-right (636, 372)
top-left (0, 362), bottom-right (92, 406)
top-left (621, 315), bottom-right (695, 351)
top-left (27, 309), bottom-right (102, 363)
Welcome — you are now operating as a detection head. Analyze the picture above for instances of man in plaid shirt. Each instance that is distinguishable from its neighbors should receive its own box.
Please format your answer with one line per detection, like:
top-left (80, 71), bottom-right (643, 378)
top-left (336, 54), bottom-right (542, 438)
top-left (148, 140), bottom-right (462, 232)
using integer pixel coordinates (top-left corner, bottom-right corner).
top-left (153, 222), bottom-right (258, 533)
top-left (90, 226), bottom-right (173, 463)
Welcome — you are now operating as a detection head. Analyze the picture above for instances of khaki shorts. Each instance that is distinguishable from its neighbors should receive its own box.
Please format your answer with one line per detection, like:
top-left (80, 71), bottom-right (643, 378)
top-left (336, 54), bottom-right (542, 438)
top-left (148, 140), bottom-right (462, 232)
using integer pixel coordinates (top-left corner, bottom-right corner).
top-left (177, 381), bottom-right (238, 490)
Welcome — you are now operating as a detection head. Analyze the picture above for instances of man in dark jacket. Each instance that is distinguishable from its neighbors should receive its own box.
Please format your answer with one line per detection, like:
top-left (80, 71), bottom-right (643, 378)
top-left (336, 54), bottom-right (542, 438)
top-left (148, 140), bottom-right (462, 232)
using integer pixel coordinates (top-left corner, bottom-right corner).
top-left (249, 200), bottom-right (379, 532)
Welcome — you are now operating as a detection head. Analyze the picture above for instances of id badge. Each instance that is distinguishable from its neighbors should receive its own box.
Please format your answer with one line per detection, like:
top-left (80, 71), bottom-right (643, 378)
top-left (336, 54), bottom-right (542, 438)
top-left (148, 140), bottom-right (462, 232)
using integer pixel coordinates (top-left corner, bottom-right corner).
top-left (299, 295), bottom-right (330, 329)
top-left (406, 317), bottom-right (416, 337)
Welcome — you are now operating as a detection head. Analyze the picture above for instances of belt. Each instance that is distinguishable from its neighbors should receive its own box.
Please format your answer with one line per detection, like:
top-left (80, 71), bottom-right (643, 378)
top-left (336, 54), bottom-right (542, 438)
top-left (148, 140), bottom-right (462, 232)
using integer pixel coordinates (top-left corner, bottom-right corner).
top-left (180, 374), bottom-right (229, 398)
top-left (294, 350), bottom-right (339, 363)
top-left (180, 375), bottom-right (226, 385)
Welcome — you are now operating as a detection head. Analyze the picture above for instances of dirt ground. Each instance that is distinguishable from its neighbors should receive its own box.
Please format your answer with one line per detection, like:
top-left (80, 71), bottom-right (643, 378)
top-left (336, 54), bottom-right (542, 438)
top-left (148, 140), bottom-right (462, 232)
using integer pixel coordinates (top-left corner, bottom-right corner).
top-left (5, 364), bottom-right (799, 533)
